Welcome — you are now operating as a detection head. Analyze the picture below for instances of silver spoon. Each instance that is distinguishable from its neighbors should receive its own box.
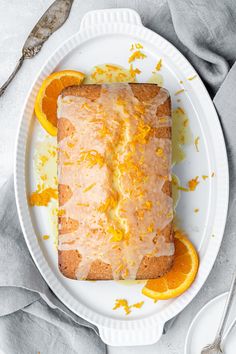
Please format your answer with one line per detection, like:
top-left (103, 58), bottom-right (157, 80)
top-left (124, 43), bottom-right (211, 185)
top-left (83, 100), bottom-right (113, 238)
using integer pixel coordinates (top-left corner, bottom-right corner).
top-left (201, 270), bottom-right (236, 354)
top-left (0, 0), bottom-right (74, 97)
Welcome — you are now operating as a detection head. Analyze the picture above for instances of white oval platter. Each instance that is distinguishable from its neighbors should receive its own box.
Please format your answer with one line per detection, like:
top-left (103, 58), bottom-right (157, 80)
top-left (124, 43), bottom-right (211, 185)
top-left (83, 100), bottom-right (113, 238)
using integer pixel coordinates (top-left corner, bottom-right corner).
top-left (14, 8), bottom-right (229, 346)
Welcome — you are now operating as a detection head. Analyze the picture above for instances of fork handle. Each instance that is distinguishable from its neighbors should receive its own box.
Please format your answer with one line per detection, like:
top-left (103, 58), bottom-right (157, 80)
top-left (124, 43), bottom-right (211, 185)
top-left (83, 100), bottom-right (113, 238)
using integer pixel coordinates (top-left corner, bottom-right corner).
top-left (217, 270), bottom-right (236, 339)
top-left (0, 55), bottom-right (24, 97)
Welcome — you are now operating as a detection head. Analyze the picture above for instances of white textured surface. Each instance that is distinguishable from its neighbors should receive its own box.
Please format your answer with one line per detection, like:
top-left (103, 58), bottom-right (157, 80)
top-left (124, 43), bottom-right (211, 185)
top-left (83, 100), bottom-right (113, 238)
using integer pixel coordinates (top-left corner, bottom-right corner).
top-left (0, 1), bottom-right (234, 354)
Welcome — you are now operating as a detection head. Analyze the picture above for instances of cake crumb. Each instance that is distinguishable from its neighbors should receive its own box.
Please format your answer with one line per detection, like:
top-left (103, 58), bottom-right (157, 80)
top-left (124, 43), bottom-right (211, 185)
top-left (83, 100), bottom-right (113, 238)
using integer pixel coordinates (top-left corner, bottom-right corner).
top-left (194, 208), bottom-right (199, 213)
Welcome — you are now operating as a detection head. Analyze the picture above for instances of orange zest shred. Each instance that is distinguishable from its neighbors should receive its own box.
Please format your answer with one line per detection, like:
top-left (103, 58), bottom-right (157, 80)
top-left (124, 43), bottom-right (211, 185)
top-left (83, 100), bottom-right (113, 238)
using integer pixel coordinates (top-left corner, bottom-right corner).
top-left (113, 299), bottom-right (130, 314)
top-left (116, 97), bottom-right (127, 107)
top-left (183, 119), bottom-right (189, 127)
top-left (135, 103), bottom-right (145, 114)
top-left (113, 299), bottom-right (144, 315)
top-left (29, 187), bottom-right (58, 206)
top-left (176, 106), bottom-right (185, 114)
top-left (40, 174), bottom-right (47, 181)
top-left (67, 141), bottom-right (76, 148)
top-left (98, 194), bottom-right (118, 213)
top-left (135, 43), bottom-right (143, 49)
top-left (143, 200), bottom-right (153, 210)
top-left (194, 136), bottom-right (200, 152)
top-left (92, 67), bottom-right (105, 78)
top-left (132, 121), bottom-right (151, 145)
top-left (58, 209), bottom-right (65, 216)
top-left (129, 44), bottom-right (134, 51)
top-left (128, 50), bottom-right (147, 63)
top-left (177, 186), bottom-right (189, 192)
top-left (156, 147), bottom-right (164, 157)
top-left (42, 234), bottom-right (50, 240)
top-left (108, 226), bottom-right (124, 242)
top-left (202, 175), bottom-right (208, 180)
top-left (175, 89), bottom-right (185, 96)
top-left (81, 102), bottom-right (95, 111)
top-left (77, 150), bottom-right (104, 168)
top-left (129, 64), bottom-right (141, 78)
top-left (155, 59), bottom-right (162, 71)
top-left (177, 177), bottom-right (200, 192)
top-left (64, 161), bottom-right (74, 166)
top-left (132, 301), bottom-right (144, 309)
top-left (39, 155), bottom-right (49, 166)
top-left (147, 223), bottom-right (154, 233)
top-left (77, 203), bottom-right (90, 207)
top-left (188, 176), bottom-right (199, 191)
top-left (98, 122), bottom-right (110, 138)
top-left (83, 183), bottom-right (96, 193)
top-left (105, 64), bottom-right (119, 71)
top-left (188, 75), bottom-right (197, 81)
top-left (130, 43), bottom-right (143, 51)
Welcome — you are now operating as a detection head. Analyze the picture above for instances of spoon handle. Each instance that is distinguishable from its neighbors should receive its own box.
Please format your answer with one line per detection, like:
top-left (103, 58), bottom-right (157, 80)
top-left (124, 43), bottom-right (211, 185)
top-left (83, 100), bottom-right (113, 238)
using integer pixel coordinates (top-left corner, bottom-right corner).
top-left (217, 271), bottom-right (236, 339)
top-left (0, 56), bottom-right (24, 97)
top-left (0, 0), bottom-right (74, 97)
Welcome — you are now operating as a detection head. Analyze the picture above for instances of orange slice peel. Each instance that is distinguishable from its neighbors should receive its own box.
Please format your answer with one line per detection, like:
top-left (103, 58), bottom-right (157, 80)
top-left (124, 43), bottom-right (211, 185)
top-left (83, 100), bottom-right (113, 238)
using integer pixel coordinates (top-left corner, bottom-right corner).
top-left (142, 230), bottom-right (199, 300)
top-left (34, 70), bottom-right (85, 136)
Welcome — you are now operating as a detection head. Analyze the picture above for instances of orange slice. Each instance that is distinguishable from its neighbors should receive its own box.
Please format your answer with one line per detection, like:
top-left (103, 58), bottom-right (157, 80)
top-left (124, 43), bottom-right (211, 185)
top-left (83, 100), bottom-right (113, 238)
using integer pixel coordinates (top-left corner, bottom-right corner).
top-left (142, 230), bottom-right (199, 300)
top-left (34, 70), bottom-right (85, 136)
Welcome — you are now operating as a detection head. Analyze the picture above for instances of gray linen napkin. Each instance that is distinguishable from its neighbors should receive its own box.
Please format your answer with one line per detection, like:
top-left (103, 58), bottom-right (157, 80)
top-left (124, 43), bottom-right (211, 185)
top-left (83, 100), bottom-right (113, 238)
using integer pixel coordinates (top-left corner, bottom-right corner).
top-left (1, 0), bottom-right (236, 353)
top-left (0, 177), bottom-right (106, 354)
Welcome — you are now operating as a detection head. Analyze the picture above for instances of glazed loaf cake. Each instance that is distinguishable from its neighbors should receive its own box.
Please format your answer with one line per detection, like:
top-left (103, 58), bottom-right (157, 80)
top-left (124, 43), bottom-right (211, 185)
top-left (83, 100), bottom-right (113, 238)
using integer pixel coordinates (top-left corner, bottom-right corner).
top-left (57, 83), bottom-right (174, 280)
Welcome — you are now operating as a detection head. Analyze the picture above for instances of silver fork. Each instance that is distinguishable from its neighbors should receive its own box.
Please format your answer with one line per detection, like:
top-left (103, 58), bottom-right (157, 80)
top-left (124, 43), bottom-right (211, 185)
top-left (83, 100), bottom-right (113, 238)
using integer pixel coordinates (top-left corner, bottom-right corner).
top-left (201, 270), bottom-right (236, 354)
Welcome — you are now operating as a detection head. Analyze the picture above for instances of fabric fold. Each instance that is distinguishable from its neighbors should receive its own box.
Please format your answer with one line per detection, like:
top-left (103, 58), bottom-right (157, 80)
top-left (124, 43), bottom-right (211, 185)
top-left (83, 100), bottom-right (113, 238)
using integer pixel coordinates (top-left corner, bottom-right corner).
top-left (0, 177), bottom-right (105, 354)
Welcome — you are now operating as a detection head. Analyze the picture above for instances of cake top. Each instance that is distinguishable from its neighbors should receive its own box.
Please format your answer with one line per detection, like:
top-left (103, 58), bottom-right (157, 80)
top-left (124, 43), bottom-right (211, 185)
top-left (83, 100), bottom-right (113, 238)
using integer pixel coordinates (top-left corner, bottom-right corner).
top-left (57, 83), bottom-right (174, 280)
